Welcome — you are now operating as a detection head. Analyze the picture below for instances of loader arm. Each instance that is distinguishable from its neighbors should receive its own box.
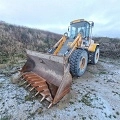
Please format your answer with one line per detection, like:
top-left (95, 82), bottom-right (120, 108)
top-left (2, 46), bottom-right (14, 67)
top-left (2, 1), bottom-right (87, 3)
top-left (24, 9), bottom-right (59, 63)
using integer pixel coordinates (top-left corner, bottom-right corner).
top-left (64, 34), bottom-right (82, 57)
top-left (53, 36), bottom-right (67, 55)
top-left (52, 33), bottom-right (82, 57)
top-left (48, 35), bottom-right (67, 54)
top-left (69, 34), bottom-right (82, 48)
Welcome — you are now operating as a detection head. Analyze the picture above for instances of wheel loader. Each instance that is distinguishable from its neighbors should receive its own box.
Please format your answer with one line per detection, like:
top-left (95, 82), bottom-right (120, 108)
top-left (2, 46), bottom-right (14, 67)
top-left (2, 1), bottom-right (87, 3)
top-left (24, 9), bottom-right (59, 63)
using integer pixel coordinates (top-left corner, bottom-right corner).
top-left (17, 19), bottom-right (99, 108)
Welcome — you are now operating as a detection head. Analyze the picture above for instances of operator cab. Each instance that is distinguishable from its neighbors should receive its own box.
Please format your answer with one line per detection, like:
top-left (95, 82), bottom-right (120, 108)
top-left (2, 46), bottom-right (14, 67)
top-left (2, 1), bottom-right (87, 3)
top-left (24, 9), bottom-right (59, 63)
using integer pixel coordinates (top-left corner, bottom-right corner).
top-left (55, 19), bottom-right (94, 55)
top-left (69, 19), bottom-right (94, 40)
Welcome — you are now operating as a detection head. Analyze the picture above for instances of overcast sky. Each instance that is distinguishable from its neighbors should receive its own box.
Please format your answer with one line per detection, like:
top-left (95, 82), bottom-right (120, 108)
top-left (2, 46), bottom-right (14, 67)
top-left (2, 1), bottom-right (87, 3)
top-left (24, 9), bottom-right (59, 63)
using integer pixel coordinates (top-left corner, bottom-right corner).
top-left (0, 0), bottom-right (120, 38)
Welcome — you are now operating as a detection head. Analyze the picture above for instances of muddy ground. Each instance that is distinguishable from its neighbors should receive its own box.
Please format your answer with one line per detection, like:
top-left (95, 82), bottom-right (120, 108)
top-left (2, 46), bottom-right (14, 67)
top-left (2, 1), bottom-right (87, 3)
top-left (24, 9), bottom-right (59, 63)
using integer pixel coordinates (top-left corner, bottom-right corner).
top-left (0, 58), bottom-right (120, 120)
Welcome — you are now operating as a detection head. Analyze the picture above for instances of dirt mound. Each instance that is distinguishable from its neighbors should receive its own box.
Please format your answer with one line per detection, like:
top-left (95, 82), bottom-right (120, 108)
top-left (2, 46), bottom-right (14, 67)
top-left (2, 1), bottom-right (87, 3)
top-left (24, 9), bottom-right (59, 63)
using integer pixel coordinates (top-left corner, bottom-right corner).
top-left (94, 37), bottom-right (120, 59)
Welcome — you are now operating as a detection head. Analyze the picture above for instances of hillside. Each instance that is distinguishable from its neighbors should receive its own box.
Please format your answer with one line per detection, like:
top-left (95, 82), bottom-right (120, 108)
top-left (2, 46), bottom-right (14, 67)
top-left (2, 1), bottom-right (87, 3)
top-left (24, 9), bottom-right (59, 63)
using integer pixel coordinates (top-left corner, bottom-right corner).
top-left (0, 21), bottom-right (120, 64)
top-left (93, 37), bottom-right (120, 59)
top-left (0, 21), bottom-right (61, 64)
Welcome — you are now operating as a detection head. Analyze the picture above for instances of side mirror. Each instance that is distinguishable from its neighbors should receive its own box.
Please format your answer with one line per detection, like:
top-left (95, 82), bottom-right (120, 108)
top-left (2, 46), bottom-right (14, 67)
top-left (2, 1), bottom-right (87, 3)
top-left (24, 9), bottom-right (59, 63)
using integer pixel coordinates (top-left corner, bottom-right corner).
top-left (91, 22), bottom-right (94, 27)
top-left (68, 26), bottom-right (70, 32)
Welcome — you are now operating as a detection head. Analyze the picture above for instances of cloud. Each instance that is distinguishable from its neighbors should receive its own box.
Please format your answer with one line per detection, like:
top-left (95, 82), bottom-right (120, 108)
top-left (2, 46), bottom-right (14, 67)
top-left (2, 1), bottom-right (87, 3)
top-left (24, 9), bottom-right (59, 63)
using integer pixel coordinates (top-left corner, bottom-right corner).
top-left (0, 0), bottom-right (120, 37)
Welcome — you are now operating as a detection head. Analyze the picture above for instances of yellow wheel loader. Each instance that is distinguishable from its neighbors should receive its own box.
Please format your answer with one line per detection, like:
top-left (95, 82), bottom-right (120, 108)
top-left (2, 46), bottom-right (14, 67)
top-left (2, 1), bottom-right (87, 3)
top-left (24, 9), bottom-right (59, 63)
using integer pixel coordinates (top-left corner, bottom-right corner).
top-left (18, 19), bottom-right (99, 108)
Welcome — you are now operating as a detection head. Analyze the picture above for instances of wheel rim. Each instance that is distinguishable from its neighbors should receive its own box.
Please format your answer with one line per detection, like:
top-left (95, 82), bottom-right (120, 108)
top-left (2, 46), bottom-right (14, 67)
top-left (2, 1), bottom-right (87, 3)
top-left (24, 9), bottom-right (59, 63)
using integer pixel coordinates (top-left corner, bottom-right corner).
top-left (80, 57), bottom-right (86, 69)
top-left (96, 52), bottom-right (99, 60)
top-left (95, 48), bottom-right (99, 63)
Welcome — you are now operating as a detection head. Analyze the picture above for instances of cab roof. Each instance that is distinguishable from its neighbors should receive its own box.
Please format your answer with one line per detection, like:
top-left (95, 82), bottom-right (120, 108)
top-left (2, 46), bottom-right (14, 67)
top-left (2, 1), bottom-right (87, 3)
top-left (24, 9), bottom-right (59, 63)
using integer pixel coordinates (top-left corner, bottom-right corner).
top-left (70, 19), bottom-right (88, 24)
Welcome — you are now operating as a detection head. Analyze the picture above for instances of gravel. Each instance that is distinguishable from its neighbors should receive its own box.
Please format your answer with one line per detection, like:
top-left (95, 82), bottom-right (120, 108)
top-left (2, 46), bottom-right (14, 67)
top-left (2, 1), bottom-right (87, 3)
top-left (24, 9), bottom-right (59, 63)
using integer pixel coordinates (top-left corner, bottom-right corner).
top-left (0, 58), bottom-right (120, 120)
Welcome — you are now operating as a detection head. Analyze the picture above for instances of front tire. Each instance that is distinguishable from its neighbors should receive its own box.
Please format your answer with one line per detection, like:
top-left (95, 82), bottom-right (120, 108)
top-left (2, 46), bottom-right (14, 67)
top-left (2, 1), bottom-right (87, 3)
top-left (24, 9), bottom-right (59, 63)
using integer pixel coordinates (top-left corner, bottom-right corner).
top-left (69, 49), bottom-right (88, 77)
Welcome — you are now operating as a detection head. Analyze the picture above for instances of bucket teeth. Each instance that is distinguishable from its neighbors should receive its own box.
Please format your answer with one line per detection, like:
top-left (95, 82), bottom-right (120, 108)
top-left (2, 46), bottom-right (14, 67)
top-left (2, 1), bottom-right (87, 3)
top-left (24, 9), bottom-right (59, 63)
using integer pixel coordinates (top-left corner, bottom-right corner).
top-left (20, 78), bottom-right (25, 81)
top-left (48, 103), bottom-right (53, 109)
top-left (25, 83), bottom-right (31, 88)
top-left (21, 72), bottom-right (54, 107)
top-left (29, 87), bottom-right (35, 92)
top-left (40, 96), bottom-right (45, 102)
top-left (35, 91), bottom-right (40, 96)
top-left (20, 80), bottom-right (27, 86)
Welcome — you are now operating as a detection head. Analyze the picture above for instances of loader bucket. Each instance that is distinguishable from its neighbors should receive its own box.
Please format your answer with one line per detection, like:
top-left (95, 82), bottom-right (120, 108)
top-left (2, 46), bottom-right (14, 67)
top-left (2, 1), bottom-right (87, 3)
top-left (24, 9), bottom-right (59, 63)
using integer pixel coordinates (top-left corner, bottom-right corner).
top-left (20, 49), bottom-right (72, 108)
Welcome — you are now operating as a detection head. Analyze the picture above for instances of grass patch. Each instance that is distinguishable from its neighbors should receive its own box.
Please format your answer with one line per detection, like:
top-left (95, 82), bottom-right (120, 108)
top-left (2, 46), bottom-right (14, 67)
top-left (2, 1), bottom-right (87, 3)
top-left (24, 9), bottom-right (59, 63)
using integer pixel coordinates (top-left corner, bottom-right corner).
top-left (87, 69), bottom-right (95, 74)
top-left (74, 108), bottom-right (77, 111)
top-left (82, 116), bottom-right (86, 120)
top-left (0, 83), bottom-right (3, 88)
top-left (113, 115), bottom-right (116, 118)
top-left (25, 95), bottom-right (33, 101)
top-left (116, 111), bottom-right (119, 115)
top-left (81, 93), bottom-right (93, 107)
top-left (0, 115), bottom-right (12, 120)
top-left (69, 101), bottom-right (74, 105)
top-left (29, 112), bottom-right (36, 117)
top-left (108, 115), bottom-right (112, 118)
top-left (112, 91), bottom-right (120, 97)
top-left (53, 115), bottom-right (56, 118)
top-left (99, 71), bottom-right (107, 74)
top-left (37, 108), bottom-right (43, 114)
top-left (0, 97), bottom-right (2, 102)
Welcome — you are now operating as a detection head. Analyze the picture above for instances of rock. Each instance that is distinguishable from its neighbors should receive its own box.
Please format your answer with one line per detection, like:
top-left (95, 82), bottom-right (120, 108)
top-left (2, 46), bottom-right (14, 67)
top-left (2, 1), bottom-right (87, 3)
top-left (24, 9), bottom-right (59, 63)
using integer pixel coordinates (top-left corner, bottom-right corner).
top-left (10, 72), bottom-right (21, 84)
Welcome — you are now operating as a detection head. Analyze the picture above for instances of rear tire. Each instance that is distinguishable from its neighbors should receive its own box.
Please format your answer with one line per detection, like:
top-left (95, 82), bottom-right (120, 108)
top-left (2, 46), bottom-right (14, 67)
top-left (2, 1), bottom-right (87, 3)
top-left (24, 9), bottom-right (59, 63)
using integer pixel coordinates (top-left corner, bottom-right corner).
top-left (89, 47), bottom-right (99, 64)
top-left (69, 49), bottom-right (88, 77)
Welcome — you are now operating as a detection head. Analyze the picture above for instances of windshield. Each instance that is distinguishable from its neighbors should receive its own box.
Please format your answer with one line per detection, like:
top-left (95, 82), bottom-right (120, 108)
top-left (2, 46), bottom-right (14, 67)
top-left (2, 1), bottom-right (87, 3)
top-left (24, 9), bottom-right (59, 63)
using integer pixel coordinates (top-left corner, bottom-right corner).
top-left (70, 21), bottom-right (90, 39)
